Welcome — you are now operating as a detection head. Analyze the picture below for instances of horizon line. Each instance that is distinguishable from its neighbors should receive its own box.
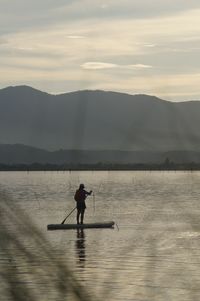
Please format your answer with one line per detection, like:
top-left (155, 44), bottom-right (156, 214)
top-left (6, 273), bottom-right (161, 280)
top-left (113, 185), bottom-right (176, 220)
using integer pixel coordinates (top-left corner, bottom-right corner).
top-left (1, 84), bottom-right (200, 103)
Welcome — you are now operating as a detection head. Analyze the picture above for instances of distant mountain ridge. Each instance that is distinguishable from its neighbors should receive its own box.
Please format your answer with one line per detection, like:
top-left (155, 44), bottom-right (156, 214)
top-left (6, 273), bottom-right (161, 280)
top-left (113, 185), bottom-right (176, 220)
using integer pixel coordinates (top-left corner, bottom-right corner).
top-left (1, 144), bottom-right (200, 165)
top-left (0, 85), bottom-right (200, 155)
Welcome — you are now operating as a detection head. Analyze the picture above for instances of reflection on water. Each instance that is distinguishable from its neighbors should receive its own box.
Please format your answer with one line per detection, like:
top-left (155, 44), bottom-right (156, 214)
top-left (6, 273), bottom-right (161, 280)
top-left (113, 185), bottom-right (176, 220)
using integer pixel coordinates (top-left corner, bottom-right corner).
top-left (75, 229), bottom-right (86, 268)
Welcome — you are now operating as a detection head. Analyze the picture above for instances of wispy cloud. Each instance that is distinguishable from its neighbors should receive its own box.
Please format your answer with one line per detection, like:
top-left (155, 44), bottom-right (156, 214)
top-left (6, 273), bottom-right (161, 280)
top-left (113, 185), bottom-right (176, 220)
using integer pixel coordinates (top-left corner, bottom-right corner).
top-left (129, 64), bottom-right (152, 69)
top-left (66, 35), bottom-right (86, 39)
top-left (50, 0), bottom-right (200, 23)
top-left (143, 44), bottom-right (157, 48)
top-left (81, 62), bottom-right (117, 70)
top-left (81, 62), bottom-right (153, 70)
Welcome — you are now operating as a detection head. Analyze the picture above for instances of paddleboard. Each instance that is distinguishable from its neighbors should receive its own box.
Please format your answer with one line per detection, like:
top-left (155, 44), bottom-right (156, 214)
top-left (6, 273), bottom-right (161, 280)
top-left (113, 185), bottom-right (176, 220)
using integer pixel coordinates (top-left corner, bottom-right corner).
top-left (47, 221), bottom-right (115, 230)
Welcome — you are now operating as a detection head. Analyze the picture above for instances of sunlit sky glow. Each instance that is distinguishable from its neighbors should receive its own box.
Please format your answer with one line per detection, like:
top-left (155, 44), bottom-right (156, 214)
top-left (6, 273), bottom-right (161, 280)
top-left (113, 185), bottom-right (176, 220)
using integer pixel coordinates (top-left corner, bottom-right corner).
top-left (1, 0), bottom-right (200, 101)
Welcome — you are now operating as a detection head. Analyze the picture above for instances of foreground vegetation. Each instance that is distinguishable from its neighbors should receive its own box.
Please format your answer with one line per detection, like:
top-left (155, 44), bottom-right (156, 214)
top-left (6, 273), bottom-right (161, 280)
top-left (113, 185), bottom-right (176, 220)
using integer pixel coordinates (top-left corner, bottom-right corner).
top-left (0, 194), bottom-right (96, 301)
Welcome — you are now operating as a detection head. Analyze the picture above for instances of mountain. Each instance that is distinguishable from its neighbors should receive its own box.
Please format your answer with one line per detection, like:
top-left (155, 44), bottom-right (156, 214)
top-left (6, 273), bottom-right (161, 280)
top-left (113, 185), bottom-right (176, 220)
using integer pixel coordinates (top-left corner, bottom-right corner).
top-left (0, 85), bottom-right (200, 152)
top-left (1, 144), bottom-right (200, 165)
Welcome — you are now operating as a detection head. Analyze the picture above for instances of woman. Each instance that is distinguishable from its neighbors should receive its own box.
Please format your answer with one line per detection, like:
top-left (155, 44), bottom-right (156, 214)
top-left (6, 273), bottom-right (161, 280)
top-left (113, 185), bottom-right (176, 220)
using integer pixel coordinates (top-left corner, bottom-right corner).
top-left (74, 184), bottom-right (92, 224)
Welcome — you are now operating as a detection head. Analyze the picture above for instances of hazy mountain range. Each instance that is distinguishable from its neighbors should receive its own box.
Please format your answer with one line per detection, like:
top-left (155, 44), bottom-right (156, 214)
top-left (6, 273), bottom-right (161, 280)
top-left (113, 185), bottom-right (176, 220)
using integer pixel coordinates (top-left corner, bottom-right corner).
top-left (1, 144), bottom-right (200, 165)
top-left (0, 85), bottom-right (200, 164)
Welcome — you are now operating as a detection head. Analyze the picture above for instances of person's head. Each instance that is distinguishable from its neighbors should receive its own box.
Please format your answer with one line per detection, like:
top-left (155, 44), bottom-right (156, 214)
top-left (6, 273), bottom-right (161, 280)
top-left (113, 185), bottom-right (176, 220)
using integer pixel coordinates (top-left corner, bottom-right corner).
top-left (79, 184), bottom-right (85, 190)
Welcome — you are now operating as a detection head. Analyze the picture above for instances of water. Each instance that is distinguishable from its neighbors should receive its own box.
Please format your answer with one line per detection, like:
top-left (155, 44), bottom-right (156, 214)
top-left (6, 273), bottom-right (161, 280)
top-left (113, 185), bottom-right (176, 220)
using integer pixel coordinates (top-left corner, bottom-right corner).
top-left (0, 170), bottom-right (200, 300)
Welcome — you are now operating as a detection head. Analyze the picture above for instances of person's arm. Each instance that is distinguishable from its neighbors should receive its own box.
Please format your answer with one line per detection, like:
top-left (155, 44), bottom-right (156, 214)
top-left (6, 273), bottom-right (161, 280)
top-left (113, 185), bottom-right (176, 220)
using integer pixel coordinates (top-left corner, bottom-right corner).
top-left (85, 190), bottom-right (92, 196)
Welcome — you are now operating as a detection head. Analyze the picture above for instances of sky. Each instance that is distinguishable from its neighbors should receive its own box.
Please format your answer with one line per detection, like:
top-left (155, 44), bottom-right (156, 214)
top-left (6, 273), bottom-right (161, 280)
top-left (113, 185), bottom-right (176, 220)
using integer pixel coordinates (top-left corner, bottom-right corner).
top-left (1, 0), bottom-right (200, 101)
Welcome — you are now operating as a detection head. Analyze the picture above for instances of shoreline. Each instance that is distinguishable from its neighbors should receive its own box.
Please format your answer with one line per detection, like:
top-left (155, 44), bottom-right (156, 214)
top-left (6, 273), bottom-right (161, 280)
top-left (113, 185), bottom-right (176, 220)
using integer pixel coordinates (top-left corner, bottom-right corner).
top-left (0, 163), bottom-right (199, 171)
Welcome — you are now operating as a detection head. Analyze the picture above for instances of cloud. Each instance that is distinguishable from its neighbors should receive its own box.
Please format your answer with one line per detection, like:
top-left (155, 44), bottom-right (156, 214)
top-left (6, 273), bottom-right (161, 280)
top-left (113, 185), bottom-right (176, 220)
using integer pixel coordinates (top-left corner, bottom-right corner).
top-left (1, 2), bottom-right (200, 100)
top-left (66, 35), bottom-right (85, 39)
top-left (143, 44), bottom-right (157, 48)
top-left (81, 62), bottom-right (117, 70)
top-left (81, 62), bottom-right (152, 70)
top-left (1, 0), bottom-right (200, 37)
top-left (52, 0), bottom-right (200, 22)
top-left (129, 64), bottom-right (152, 69)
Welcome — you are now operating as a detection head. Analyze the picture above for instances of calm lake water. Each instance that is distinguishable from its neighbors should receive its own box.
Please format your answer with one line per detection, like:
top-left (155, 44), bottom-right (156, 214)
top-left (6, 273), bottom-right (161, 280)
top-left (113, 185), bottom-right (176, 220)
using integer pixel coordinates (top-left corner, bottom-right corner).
top-left (0, 170), bottom-right (200, 301)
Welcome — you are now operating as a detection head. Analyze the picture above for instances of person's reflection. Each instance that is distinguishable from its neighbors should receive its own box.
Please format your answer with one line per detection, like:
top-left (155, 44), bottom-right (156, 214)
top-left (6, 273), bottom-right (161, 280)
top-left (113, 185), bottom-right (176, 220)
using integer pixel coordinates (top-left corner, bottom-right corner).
top-left (75, 229), bottom-right (86, 268)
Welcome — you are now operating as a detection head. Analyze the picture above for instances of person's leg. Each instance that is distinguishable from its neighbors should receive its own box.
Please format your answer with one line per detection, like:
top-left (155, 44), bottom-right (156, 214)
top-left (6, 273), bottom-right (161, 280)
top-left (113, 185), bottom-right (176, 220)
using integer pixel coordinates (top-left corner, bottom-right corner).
top-left (80, 209), bottom-right (85, 224)
top-left (77, 209), bottom-right (81, 224)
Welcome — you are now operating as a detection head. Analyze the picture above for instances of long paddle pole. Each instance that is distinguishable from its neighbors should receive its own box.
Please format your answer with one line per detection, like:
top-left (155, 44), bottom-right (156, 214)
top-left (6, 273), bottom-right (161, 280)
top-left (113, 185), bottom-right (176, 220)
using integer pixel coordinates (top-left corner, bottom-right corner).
top-left (61, 207), bottom-right (76, 224)
top-left (93, 191), bottom-right (95, 214)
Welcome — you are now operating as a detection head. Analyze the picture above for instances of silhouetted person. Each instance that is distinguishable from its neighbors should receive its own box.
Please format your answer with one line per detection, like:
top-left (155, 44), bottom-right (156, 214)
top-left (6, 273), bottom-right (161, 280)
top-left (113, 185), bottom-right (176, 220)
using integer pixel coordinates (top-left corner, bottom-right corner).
top-left (74, 184), bottom-right (92, 224)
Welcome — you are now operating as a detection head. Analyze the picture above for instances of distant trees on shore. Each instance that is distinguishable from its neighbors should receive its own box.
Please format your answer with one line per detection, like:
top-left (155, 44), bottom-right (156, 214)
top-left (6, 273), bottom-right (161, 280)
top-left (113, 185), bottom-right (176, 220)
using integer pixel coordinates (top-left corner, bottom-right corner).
top-left (0, 161), bottom-right (199, 171)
